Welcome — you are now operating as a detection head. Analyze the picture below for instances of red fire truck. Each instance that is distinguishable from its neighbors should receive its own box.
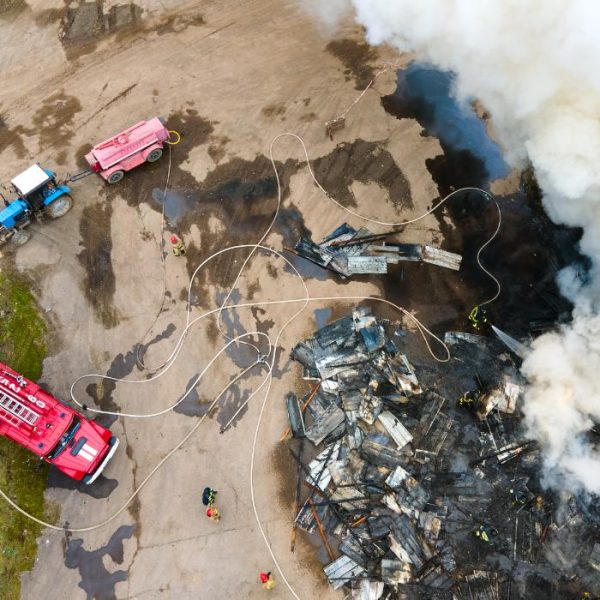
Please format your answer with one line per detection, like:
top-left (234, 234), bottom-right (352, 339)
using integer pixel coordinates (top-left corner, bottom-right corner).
top-left (0, 362), bottom-right (119, 484)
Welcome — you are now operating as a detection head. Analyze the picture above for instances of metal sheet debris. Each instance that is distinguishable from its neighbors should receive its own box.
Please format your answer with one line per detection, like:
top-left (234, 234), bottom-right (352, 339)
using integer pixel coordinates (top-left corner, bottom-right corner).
top-left (291, 223), bottom-right (463, 278)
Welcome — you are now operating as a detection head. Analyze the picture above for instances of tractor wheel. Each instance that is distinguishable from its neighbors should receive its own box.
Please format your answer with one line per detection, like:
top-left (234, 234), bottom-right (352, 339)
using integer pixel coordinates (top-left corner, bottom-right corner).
top-left (107, 170), bottom-right (124, 184)
top-left (45, 194), bottom-right (73, 219)
top-left (11, 230), bottom-right (31, 247)
top-left (146, 148), bottom-right (163, 163)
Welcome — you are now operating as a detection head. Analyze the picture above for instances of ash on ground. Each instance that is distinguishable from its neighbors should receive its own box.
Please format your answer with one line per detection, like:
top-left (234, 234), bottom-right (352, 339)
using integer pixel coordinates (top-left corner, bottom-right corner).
top-left (283, 306), bottom-right (599, 599)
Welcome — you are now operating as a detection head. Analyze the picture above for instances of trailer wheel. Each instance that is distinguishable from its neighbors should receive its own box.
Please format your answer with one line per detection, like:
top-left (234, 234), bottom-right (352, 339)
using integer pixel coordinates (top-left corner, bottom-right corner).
top-left (107, 170), bottom-right (124, 184)
top-left (11, 230), bottom-right (31, 246)
top-left (45, 194), bottom-right (73, 219)
top-left (146, 148), bottom-right (163, 163)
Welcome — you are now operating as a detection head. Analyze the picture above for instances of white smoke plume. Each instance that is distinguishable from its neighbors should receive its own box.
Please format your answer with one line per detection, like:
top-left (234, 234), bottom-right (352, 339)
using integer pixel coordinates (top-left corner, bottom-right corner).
top-left (303, 0), bottom-right (600, 493)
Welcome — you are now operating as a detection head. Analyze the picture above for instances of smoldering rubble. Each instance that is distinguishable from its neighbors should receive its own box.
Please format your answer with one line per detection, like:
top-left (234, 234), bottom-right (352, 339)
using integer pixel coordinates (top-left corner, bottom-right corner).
top-left (291, 223), bottom-right (462, 277)
top-left (283, 307), bottom-right (600, 599)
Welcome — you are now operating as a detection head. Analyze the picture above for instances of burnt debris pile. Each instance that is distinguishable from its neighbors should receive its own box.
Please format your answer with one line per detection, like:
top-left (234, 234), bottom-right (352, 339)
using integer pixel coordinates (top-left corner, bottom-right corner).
top-left (291, 223), bottom-right (462, 277)
top-left (284, 307), bottom-right (600, 599)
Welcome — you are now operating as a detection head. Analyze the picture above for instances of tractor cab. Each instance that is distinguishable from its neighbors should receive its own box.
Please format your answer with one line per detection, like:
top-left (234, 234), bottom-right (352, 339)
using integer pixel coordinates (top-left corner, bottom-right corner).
top-left (11, 164), bottom-right (56, 211)
top-left (0, 164), bottom-right (72, 246)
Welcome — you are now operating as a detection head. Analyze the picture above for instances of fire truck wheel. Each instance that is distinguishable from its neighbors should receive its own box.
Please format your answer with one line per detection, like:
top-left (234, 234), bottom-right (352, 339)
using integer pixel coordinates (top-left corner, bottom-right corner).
top-left (45, 195), bottom-right (73, 219)
top-left (11, 230), bottom-right (31, 246)
top-left (107, 170), bottom-right (124, 184)
top-left (146, 148), bottom-right (163, 163)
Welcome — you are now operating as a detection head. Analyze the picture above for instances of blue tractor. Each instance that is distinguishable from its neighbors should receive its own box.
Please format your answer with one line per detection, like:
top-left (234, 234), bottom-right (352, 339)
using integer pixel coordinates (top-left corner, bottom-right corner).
top-left (0, 164), bottom-right (73, 246)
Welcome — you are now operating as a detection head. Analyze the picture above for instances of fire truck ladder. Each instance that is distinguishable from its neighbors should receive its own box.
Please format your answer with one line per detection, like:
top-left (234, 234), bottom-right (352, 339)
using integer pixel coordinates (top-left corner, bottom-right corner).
top-left (0, 390), bottom-right (40, 426)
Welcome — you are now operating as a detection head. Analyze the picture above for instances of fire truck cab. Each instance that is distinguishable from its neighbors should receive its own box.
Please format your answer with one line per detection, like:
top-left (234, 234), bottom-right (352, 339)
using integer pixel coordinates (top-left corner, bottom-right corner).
top-left (0, 362), bottom-right (119, 484)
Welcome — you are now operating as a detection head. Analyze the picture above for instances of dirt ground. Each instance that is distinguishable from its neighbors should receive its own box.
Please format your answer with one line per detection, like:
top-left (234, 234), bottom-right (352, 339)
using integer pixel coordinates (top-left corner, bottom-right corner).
top-left (0, 1), bottom-right (528, 599)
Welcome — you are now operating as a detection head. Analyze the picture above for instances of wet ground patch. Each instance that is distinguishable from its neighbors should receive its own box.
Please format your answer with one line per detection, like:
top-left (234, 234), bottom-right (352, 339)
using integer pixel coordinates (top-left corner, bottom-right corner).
top-left (326, 38), bottom-right (377, 89)
top-left (32, 91), bottom-right (82, 158)
top-left (64, 524), bottom-right (135, 600)
top-left (78, 201), bottom-right (119, 328)
top-left (0, 117), bottom-right (28, 160)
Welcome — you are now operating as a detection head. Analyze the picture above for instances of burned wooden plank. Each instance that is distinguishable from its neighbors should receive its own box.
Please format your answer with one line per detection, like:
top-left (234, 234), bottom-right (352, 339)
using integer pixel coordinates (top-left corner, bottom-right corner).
top-left (360, 439), bottom-right (404, 469)
top-left (381, 558), bottom-right (412, 584)
top-left (324, 555), bottom-right (366, 590)
top-left (378, 411), bottom-right (413, 449)
top-left (421, 245), bottom-right (462, 271)
top-left (286, 392), bottom-right (305, 438)
top-left (305, 404), bottom-right (346, 446)
top-left (346, 256), bottom-right (388, 274)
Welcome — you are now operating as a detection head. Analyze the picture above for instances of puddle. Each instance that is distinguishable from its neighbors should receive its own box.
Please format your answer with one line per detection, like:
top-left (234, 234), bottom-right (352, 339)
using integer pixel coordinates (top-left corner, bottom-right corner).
top-left (151, 188), bottom-right (198, 227)
top-left (382, 63), bottom-right (509, 182)
top-left (65, 524), bottom-right (135, 599)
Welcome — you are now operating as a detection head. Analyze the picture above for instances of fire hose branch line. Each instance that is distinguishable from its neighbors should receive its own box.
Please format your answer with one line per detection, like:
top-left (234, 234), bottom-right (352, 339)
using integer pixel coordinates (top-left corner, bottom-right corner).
top-left (0, 130), bottom-right (499, 600)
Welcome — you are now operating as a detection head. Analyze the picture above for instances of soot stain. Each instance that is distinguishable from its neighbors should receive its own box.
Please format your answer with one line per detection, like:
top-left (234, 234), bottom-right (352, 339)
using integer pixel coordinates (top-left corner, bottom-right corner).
top-left (65, 524), bottom-right (135, 600)
top-left (78, 202), bottom-right (119, 329)
top-left (311, 140), bottom-right (413, 211)
top-left (326, 38), bottom-right (378, 89)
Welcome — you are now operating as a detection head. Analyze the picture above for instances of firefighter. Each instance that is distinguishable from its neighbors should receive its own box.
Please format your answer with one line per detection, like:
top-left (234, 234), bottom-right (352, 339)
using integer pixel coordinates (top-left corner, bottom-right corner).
top-left (170, 234), bottom-right (186, 257)
top-left (509, 488), bottom-right (528, 506)
top-left (260, 572), bottom-right (276, 590)
top-left (206, 506), bottom-right (221, 522)
top-left (474, 524), bottom-right (498, 544)
top-left (202, 487), bottom-right (218, 507)
top-left (457, 390), bottom-right (478, 408)
top-left (468, 305), bottom-right (489, 331)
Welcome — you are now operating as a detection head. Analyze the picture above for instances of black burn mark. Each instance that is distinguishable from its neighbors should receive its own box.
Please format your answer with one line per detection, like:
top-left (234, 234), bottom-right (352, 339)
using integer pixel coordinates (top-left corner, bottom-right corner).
top-left (381, 85), bottom-right (583, 338)
top-left (78, 202), bottom-right (119, 328)
top-left (180, 154), bottom-right (300, 302)
top-left (311, 140), bottom-right (413, 211)
top-left (326, 38), bottom-right (377, 90)
top-left (65, 524), bottom-right (135, 600)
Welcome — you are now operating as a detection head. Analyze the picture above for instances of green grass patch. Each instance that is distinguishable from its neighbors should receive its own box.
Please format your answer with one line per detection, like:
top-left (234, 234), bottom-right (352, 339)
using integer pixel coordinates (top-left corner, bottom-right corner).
top-left (0, 268), bottom-right (48, 600)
